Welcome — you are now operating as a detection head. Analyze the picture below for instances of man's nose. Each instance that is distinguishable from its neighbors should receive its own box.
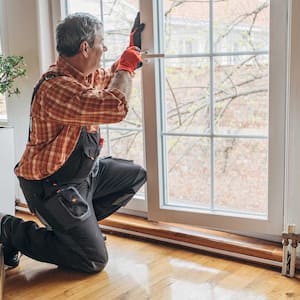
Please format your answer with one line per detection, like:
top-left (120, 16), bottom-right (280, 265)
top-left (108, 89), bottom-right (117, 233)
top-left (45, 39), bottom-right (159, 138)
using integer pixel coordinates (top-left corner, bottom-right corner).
top-left (103, 45), bottom-right (108, 52)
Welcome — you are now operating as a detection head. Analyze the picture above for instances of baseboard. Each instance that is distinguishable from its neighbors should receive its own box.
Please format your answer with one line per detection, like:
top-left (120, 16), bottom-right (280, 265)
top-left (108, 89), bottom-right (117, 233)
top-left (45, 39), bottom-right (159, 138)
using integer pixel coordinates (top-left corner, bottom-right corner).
top-left (15, 200), bottom-right (289, 269)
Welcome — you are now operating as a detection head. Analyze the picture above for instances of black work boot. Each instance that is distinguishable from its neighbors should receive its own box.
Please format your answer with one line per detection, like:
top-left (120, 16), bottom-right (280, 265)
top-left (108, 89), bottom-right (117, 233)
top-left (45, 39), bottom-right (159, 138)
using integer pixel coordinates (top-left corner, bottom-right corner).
top-left (0, 214), bottom-right (20, 268)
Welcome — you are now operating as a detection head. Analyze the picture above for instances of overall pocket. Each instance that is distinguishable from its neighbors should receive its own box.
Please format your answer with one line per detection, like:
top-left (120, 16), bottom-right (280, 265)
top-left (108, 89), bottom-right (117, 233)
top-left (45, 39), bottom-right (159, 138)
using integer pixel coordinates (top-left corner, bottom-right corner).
top-left (44, 186), bottom-right (91, 231)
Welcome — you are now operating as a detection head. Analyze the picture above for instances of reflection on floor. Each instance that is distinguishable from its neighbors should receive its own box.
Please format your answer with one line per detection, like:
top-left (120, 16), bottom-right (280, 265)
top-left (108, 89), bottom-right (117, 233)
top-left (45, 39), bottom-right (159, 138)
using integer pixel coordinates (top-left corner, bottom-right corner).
top-left (4, 233), bottom-right (300, 300)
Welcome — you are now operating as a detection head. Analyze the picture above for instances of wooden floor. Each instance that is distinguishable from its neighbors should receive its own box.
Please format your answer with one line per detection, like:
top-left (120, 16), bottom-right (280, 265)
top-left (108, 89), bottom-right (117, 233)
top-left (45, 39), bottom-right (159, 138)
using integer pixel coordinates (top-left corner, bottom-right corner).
top-left (3, 232), bottom-right (300, 300)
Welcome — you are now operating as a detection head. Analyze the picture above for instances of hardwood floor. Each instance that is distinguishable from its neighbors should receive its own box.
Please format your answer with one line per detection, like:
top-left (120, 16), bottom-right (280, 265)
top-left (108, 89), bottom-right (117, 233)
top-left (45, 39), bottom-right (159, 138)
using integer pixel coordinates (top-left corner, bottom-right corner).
top-left (3, 232), bottom-right (300, 300)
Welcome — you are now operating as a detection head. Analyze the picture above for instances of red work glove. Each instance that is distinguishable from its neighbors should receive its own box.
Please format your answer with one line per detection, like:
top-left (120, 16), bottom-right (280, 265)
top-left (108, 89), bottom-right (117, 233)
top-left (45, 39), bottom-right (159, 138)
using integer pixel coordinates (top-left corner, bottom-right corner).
top-left (116, 46), bottom-right (143, 75)
top-left (129, 12), bottom-right (145, 49)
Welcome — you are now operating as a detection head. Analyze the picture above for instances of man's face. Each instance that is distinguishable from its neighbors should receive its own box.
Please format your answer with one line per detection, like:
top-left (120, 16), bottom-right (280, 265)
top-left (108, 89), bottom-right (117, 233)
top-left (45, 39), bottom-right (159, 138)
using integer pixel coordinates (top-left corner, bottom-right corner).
top-left (86, 29), bottom-right (107, 74)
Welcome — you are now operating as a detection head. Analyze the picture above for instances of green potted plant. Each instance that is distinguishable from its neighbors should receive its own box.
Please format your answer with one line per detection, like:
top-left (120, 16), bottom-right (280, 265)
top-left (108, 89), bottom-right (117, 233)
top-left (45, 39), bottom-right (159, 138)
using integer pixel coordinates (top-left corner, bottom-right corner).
top-left (0, 54), bottom-right (26, 122)
top-left (0, 54), bottom-right (26, 97)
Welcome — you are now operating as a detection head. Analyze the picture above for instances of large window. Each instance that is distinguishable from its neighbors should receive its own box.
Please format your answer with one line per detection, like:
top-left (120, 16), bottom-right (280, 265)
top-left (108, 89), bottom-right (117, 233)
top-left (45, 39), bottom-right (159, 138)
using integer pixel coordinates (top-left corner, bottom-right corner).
top-left (65, 0), bottom-right (287, 237)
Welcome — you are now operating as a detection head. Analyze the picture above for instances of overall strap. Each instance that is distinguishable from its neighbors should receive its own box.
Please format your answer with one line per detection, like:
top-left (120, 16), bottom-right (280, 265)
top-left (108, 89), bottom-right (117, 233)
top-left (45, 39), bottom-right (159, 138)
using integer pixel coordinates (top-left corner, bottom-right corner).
top-left (28, 73), bottom-right (64, 142)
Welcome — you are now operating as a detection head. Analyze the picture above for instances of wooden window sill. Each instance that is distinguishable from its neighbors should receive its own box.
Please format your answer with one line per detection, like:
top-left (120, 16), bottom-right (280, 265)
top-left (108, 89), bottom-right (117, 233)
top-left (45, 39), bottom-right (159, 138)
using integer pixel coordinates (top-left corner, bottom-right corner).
top-left (15, 201), bottom-right (288, 269)
top-left (99, 213), bottom-right (284, 268)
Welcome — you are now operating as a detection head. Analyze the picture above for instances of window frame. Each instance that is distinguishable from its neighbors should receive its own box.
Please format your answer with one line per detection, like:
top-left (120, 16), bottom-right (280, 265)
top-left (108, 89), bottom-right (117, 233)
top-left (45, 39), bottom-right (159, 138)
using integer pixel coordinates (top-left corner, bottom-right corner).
top-left (144, 0), bottom-right (287, 237)
top-left (61, 0), bottom-right (288, 238)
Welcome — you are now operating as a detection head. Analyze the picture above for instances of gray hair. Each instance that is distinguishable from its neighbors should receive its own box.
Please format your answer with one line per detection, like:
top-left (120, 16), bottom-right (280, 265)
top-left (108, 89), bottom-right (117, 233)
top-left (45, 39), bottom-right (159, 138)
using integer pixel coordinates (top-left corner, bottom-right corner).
top-left (56, 13), bottom-right (103, 57)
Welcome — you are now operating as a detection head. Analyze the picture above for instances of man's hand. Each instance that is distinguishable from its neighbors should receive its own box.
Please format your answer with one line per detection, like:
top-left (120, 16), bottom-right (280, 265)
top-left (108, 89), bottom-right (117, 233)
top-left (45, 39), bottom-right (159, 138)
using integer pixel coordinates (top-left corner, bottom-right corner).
top-left (117, 46), bottom-right (143, 75)
top-left (129, 12), bottom-right (145, 49)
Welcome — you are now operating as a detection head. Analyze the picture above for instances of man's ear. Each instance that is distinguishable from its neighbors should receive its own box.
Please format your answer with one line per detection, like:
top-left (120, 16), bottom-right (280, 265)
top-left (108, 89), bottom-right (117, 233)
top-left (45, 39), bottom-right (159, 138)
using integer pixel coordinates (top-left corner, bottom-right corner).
top-left (80, 41), bottom-right (89, 58)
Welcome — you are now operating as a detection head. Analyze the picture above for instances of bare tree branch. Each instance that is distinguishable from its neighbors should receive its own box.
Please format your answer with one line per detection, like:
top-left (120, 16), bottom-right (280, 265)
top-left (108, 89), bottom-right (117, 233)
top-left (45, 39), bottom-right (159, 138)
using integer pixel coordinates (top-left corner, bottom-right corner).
top-left (166, 77), bottom-right (182, 125)
top-left (214, 1), bottom-right (269, 47)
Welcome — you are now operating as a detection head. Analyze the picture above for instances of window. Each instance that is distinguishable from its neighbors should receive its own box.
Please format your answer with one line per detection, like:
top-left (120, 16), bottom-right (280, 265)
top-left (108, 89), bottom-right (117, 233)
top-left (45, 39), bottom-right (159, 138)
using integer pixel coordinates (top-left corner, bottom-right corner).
top-left (64, 0), bottom-right (287, 237)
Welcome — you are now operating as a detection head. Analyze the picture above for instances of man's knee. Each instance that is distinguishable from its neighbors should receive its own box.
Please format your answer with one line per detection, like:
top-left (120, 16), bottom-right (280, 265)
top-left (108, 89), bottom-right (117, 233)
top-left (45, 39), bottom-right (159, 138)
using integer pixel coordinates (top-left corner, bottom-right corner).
top-left (85, 259), bottom-right (108, 273)
top-left (82, 252), bottom-right (109, 273)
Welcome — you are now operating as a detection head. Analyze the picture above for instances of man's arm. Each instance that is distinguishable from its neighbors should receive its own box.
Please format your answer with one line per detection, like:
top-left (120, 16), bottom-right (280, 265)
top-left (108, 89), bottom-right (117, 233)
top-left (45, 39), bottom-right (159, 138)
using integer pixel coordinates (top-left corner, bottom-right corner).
top-left (108, 70), bottom-right (132, 100)
top-left (107, 46), bottom-right (142, 100)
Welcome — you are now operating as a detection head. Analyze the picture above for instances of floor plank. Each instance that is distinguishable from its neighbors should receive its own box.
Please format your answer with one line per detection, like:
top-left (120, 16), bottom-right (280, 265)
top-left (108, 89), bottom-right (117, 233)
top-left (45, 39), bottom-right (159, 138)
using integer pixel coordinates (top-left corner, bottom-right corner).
top-left (3, 233), bottom-right (300, 300)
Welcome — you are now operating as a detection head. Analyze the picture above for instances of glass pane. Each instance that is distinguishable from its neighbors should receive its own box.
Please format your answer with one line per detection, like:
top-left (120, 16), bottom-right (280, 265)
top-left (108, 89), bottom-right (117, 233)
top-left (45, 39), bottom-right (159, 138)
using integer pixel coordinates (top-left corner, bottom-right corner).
top-left (66, 0), bottom-right (139, 61)
top-left (214, 55), bottom-right (268, 135)
top-left (164, 0), bottom-right (209, 55)
top-left (110, 71), bottom-right (143, 130)
top-left (101, 128), bottom-right (145, 195)
top-left (101, 128), bottom-right (144, 168)
top-left (100, 1), bottom-right (145, 173)
top-left (66, 0), bottom-right (145, 198)
top-left (66, 0), bottom-right (101, 18)
top-left (165, 136), bottom-right (211, 208)
top-left (102, 0), bottom-right (139, 61)
top-left (214, 138), bottom-right (268, 215)
top-left (164, 58), bottom-right (210, 134)
top-left (214, 0), bottom-right (270, 53)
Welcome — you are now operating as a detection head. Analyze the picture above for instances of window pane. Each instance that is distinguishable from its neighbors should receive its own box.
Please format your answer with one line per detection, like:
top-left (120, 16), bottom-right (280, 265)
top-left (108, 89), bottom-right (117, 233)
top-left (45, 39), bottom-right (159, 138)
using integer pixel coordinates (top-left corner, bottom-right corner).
top-left (66, 0), bottom-right (139, 61)
top-left (213, 1), bottom-right (269, 53)
top-left (102, 0), bottom-right (139, 61)
top-left (67, 0), bottom-right (145, 200)
top-left (214, 55), bottom-right (268, 135)
top-left (164, 58), bottom-right (210, 134)
top-left (100, 128), bottom-right (145, 195)
top-left (164, 0), bottom-right (209, 55)
top-left (66, 0), bottom-right (101, 18)
top-left (164, 136), bottom-right (211, 208)
top-left (101, 128), bottom-right (144, 167)
top-left (214, 138), bottom-right (268, 215)
top-left (109, 71), bottom-right (143, 130)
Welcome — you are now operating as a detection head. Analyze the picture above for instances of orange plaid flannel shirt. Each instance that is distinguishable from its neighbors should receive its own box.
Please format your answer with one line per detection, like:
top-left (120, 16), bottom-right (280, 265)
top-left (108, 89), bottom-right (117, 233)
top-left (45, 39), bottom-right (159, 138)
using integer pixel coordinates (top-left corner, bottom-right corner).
top-left (15, 56), bottom-right (128, 180)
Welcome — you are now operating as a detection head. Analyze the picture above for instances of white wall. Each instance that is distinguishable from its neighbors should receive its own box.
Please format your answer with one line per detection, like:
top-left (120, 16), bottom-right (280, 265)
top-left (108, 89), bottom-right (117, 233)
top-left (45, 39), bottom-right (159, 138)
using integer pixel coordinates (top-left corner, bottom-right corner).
top-left (285, 0), bottom-right (300, 233)
top-left (0, 0), bottom-right (58, 201)
top-left (1, 0), bottom-right (41, 159)
top-left (1, 0), bottom-right (41, 201)
top-left (0, 127), bottom-right (15, 215)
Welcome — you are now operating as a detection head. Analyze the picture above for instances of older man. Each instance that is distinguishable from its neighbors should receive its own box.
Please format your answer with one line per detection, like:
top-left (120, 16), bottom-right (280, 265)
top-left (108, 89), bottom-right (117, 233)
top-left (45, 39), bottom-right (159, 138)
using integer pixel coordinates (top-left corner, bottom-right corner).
top-left (1, 12), bottom-right (146, 273)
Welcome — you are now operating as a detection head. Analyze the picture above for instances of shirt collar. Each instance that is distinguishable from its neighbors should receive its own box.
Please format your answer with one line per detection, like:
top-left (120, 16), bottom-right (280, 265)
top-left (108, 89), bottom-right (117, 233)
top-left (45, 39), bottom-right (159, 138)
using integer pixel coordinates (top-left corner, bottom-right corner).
top-left (52, 56), bottom-right (91, 85)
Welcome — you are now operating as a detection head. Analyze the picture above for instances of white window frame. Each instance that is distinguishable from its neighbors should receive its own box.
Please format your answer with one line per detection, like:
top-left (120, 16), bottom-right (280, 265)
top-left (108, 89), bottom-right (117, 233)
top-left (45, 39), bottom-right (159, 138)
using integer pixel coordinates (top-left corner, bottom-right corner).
top-left (142, 0), bottom-right (287, 237)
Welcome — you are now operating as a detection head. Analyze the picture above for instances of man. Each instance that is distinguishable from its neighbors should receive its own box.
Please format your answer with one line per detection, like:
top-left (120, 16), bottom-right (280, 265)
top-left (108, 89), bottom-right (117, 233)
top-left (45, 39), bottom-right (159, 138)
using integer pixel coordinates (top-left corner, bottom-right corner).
top-left (0, 12), bottom-right (146, 273)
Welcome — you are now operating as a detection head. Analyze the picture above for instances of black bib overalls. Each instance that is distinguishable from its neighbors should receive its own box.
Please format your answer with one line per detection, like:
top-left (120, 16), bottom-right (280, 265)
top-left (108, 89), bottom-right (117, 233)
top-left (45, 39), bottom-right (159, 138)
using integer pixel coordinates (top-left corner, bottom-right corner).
top-left (10, 125), bottom-right (146, 273)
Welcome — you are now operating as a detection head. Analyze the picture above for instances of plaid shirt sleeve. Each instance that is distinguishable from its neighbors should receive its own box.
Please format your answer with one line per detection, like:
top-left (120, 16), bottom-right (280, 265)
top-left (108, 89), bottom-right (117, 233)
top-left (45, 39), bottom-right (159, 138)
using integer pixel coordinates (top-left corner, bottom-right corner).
top-left (34, 67), bottom-right (128, 126)
top-left (93, 61), bottom-right (119, 89)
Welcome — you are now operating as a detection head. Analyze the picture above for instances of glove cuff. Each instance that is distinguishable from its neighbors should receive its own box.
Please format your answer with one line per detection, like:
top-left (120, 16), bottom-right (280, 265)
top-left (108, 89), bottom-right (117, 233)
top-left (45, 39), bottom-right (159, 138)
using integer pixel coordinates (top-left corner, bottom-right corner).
top-left (116, 65), bottom-right (135, 75)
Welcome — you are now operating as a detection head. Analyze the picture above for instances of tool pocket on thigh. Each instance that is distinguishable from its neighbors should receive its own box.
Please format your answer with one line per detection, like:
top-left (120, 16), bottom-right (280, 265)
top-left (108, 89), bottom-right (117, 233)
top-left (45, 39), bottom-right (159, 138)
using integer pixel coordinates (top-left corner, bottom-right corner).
top-left (44, 186), bottom-right (91, 231)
